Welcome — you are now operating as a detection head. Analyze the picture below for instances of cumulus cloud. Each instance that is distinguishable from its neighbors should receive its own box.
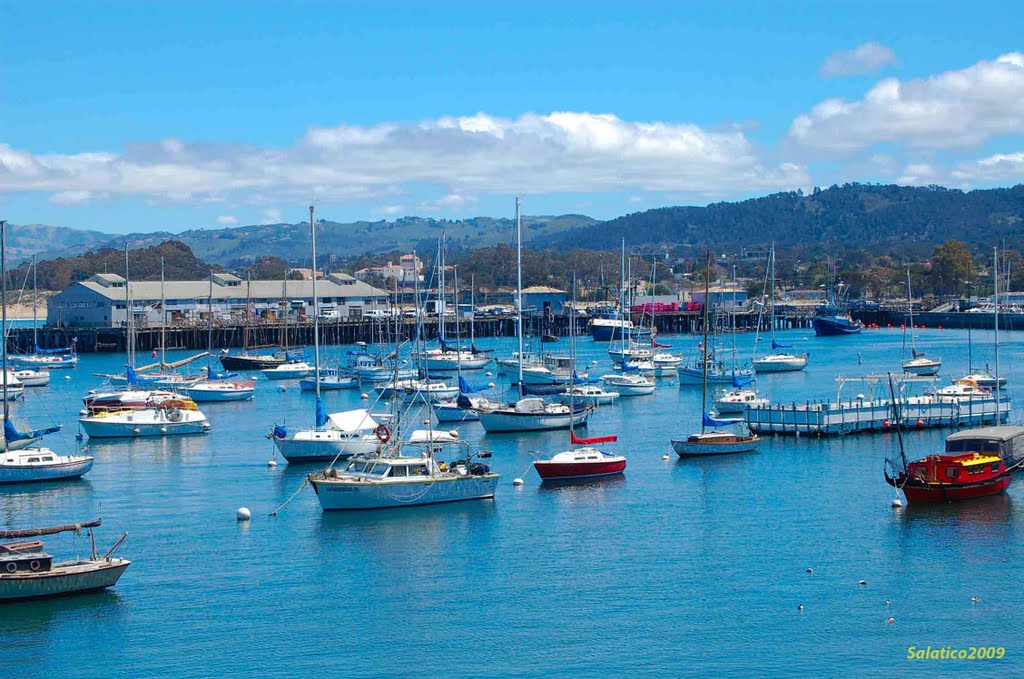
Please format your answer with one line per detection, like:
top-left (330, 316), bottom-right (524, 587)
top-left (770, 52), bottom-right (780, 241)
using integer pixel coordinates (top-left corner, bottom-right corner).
top-left (373, 205), bottom-right (405, 216)
top-left (419, 193), bottom-right (475, 212)
top-left (952, 151), bottom-right (1024, 183)
top-left (791, 53), bottom-right (1024, 151)
top-left (216, 214), bottom-right (238, 225)
top-left (820, 42), bottom-right (898, 78)
top-left (260, 208), bottom-right (283, 224)
top-left (0, 113), bottom-right (809, 209)
top-left (48, 189), bottom-right (105, 205)
top-left (896, 163), bottom-right (938, 185)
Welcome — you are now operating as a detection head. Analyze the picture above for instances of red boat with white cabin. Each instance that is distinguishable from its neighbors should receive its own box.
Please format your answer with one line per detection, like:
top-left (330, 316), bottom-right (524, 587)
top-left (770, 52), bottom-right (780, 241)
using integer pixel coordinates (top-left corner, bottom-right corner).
top-left (886, 426), bottom-right (1024, 504)
top-left (533, 432), bottom-right (626, 481)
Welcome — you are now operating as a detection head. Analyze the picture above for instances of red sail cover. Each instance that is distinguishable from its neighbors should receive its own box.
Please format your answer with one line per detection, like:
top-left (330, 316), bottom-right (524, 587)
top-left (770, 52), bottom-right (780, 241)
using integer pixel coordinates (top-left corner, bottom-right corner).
top-left (571, 432), bottom-right (618, 445)
top-left (652, 340), bottom-right (671, 348)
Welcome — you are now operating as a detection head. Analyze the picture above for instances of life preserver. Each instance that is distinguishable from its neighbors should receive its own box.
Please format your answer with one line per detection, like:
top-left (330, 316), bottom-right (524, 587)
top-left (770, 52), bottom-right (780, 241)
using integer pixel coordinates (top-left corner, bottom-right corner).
top-left (375, 424), bottom-right (391, 443)
top-left (29, 560), bottom-right (41, 572)
top-left (5, 561), bottom-right (16, 573)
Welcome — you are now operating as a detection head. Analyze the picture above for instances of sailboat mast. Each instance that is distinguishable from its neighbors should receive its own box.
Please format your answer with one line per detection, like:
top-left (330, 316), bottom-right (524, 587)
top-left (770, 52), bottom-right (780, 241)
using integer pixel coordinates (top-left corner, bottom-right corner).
top-left (769, 243), bottom-right (776, 345)
top-left (994, 247), bottom-right (1001, 402)
top-left (207, 270), bottom-right (214, 372)
top-left (310, 205), bottom-right (321, 403)
top-left (906, 269), bottom-right (915, 355)
top-left (453, 265), bottom-right (463, 381)
top-left (281, 274), bottom-right (288, 352)
top-left (569, 272), bottom-right (577, 449)
top-left (967, 261), bottom-right (973, 373)
top-left (515, 197), bottom-right (524, 399)
top-left (470, 274), bottom-right (476, 349)
top-left (731, 265), bottom-right (737, 374)
top-left (1, 221), bottom-right (9, 417)
top-left (160, 257), bottom-right (166, 369)
top-left (701, 251), bottom-right (711, 435)
top-left (124, 242), bottom-right (133, 368)
top-left (31, 254), bottom-right (37, 351)
top-left (619, 239), bottom-right (626, 355)
top-left (438, 233), bottom-right (445, 344)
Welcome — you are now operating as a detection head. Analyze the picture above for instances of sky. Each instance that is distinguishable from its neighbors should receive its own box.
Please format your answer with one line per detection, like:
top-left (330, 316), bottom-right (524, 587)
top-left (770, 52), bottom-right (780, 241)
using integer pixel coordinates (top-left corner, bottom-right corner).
top-left (1, 0), bottom-right (1023, 233)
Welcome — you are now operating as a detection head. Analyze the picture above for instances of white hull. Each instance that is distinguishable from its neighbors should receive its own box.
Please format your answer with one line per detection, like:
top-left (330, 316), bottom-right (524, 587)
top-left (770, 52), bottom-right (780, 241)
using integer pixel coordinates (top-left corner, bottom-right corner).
top-left (903, 360), bottom-right (941, 376)
top-left (14, 371), bottom-right (50, 387)
top-left (9, 355), bottom-right (78, 369)
top-left (274, 433), bottom-right (380, 463)
top-left (752, 354), bottom-right (807, 373)
top-left (672, 438), bottom-right (760, 456)
top-left (477, 408), bottom-right (590, 432)
top-left (0, 452), bottom-right (93, 484)
top-left (79, 409), bottom-right (210, 438)
top-left (433, 402), bottom-right (481, 422)
top-left (421, 356), bottom-right (492, 371)
top-left (312, 474), bottom-right (498, 510)
top-left (186, 382), bottom-right (255, 402)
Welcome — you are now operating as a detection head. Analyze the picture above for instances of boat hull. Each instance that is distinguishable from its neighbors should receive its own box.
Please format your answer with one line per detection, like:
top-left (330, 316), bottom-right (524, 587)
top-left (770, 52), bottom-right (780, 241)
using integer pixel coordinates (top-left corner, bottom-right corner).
top-left (185, 384), bottom-right (255, 402)
top-left (477, 408), bottom-right (590, 433)
top-left (672, 437), bottom-right (761, 457)
top-left (534, 459), bottom-right (626, 480)
top-left (890, 475), bottom-right (1013, 504)
top-left (219, 354), bottom-right (286, 370)
top-left (812, 316), bottom-right (862, 336)
top-left (432, 404), bottom-right (480, 422)
top-left (299, 377), bottom-right (358, 391)
top-left (78, 417), bottom-right (209, 438)
top-left (753, 356), bottom-right (807, 373)
top-left (0, 458), bottom-right (94, 484)
top-left (0, 559), bottom-right (130, 601)
top-left (273, 435), bottom-right (380, 463)
top-left (311, 474), bottom-right (499, 510)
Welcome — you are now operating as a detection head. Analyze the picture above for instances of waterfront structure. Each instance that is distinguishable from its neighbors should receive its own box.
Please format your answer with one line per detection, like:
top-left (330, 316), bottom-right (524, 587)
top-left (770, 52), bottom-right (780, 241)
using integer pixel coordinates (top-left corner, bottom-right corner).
top-left (47, 272), bottom-right (389, 328)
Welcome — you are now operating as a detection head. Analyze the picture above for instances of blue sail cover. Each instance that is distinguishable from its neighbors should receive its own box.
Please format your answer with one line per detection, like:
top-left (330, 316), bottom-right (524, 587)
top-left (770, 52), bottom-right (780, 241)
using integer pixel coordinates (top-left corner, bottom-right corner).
top-left (315, 398), bottom-right (328, 428)
top-left (4, 417), bottom-right (61, 444)
top-left (458, 376), bottom-right (487, 394)
top-left (703, 413), bottom-right (743, 428)
top-left (620, 360), bottom-right (638, 373)
top-left (35, 342), bottom-right (75, 355)
top-left (771, 340), bottom-right (792, 349)
top-left (126, 365), bottom-right (139, 386)
top-left (521, 383), bottom-right (566, 396)
top-left (732, 373), bottom-right (754, 389)
top-left (271, 424), bottom-right (288, 439)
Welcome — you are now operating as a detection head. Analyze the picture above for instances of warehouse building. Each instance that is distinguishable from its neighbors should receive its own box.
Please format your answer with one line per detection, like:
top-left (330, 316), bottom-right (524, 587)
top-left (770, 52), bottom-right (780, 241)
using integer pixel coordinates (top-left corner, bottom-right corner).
top-left (47, 272), bottom-right (390, 328)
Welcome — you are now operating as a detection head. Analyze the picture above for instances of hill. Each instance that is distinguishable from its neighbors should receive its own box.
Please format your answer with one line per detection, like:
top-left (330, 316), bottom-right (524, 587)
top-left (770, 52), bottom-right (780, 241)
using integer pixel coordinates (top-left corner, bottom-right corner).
top-left (542, 184), bottom-right (1024, 253)
top-left (5, 223), bottom-right (112, 263)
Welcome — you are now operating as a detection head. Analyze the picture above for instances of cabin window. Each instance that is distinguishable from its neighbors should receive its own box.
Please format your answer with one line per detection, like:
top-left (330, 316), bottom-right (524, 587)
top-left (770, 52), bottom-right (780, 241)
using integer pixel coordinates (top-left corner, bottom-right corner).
top-left (391, 466), bottom-right (408, 478)
top-left (992, 463), bottom-right (1001, 473)
top-left (27, 457), bottom-right (40, 463)
top-left (368, 464), bottom-right (389, 476)
top-left (347, 461), bottom-right (367, 473)
top-left (968, 465), bottom-right (984, 476)
top-left (409, 465), bottom-right (428, 476)
top-left (945, 466), bottom-right (960, 479)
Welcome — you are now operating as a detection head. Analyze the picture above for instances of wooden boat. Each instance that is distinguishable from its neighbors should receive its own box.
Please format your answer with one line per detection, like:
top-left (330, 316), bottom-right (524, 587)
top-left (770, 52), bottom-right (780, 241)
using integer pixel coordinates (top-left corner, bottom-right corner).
top-left (0, 519), bottom-right (130, 601)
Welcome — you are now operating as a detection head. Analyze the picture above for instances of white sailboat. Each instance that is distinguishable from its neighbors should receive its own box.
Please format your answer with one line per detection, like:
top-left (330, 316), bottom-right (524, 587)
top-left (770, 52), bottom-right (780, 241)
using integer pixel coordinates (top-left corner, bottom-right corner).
top-left (476, 198), bottom-right (591, 432)
top-left (186, 271), bottom-right (256, 402)
top-left (753, 244), bottom-right (807, 373)
top-left (9, 255), bottom-right (79, 370)
top-left (901, 270), bottom-right (941, 376)
top-left (672, 252), bottom-right (761, 457)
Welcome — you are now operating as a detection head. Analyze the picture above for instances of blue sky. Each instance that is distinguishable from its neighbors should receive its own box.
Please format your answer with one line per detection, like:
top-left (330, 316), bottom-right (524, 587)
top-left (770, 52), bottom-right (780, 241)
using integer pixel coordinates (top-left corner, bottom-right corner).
top-left (1, 0), bottom-right (1023, 233)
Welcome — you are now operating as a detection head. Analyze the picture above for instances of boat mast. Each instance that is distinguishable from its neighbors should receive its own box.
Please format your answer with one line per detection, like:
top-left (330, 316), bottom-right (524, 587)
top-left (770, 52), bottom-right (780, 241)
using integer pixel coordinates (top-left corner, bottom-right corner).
top-left (515, 197), bottom-right (524, 400)
top-left (906, 269), bottom-right (916, 357)
top-left (701, 251), bottom-right (711, 435)
top-left (769, 243), bottom-right (776, 348)
top-left (731, 264), bottom-right (738, 375)
top-left (619, 239), bottom-right (626, 356)
top-left (310, 205), bottom-right (322, 413)
top-left (124, 242), bottom-right (133, 369)
top-left (160, 257), bottom-right (166, 370)
top-left (245, 272), bottom-right (252, 353)
top-left (207, 270), bottom-right (214, 374)
top-left (994, 247), bottom-right (1001, 403)
top-left (453, 265), bottom-right (463, 382)
top-left (569, 272), bottom-right (577, 450)
top-left (281, 273), bottom-right (288, 352)
top-left (1, 221), bottom-right (9, 423)
top-left (437, 233), bottom-right (445, 346)
top-left (31, 254), bottom-right (37, 352)
top-left (967, 261), bottom-right (973, 373)
top-left (470, 274), bottom-right (476, 350)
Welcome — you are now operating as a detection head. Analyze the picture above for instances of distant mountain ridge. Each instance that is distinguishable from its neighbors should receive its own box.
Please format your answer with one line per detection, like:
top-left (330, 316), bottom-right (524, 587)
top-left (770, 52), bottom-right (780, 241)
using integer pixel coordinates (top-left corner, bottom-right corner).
top-left (541, 183), bottom-right (1024, 252)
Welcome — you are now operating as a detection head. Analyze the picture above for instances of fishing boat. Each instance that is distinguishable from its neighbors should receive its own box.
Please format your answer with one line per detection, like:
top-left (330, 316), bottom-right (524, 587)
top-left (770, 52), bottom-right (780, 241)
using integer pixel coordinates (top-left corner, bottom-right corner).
top-left (403, 379), bottom-right (459, 403)
top-left (677, 353), bottom-right (754, 385)
top-left (534, 431), bottom-right (625, 481)
top-left (812, 260), bottom-right (862, 336)
top-left (520, 355), bottom-right (584, 386)
top-left (13, 369), bottom-right (49, 387)
top-left (752, 244), bottom-right (807, 373)
top-left (0, 519), bottom-right (129, 601)
top-left (900, 271), bottom-right (941, 376)
top-left (672, 252), bottom-right (761, 457)
top-left (496, 351), bottom-right (535, 374)
top-left (590, 317), bottom-right (649, 342)
top-left (300, 369), bottom-right (357, 391)
top-left (308, 440), bottom-right (498, 511)
top-left (261, 361), bottom-right (314, 380)
top-left (608, 341), bottom-right (652, 362)
top-left (186, 272), bottom-right (257, 402)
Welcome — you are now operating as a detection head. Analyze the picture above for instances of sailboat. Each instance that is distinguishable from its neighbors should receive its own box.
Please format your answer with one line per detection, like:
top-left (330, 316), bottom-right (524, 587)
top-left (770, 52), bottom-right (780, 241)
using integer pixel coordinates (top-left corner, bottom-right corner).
top-left (9, 255), bottom-right (78, 370)
top-left (752, 244), bottom-right (807, 373)
top-left (433, 270), bottom-right (493, 422)
top-left (672, 252), bottom-right (761, 457)
top-left (0, 219), bottom-right (92, 483)
top-left (677, 266), bottom-right (754, 386)
top-left (185, 272), bottom-right (256, 402)
top-left (476, 198), bottom-right (592, 432)
top-left (901, 270), bottom-right (941, 376)
top-left (78, 247), bottom-right (210, 438)
top-left (812, 258), bottom-right (862, 336)
top-left (218, 272), bottom-right (293, 371)
top-left (0, 519), bottom-right (129, 600)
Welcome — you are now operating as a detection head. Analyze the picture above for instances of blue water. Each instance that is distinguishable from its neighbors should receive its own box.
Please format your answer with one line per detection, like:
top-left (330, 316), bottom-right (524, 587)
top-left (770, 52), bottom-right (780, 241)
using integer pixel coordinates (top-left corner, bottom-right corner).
top-left (2, 327), bottom-right (1023, 677)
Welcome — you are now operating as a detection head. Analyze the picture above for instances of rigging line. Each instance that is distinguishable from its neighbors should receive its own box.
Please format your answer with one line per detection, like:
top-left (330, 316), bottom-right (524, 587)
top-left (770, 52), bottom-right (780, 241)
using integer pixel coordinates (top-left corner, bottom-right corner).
top-left (269, 477), bottom-right (310, 517)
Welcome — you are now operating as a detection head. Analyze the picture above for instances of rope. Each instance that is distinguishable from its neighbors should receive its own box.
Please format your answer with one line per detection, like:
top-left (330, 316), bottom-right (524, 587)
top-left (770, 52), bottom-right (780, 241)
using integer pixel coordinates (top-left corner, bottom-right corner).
top-left (269, 477), bottom-right (309, 517)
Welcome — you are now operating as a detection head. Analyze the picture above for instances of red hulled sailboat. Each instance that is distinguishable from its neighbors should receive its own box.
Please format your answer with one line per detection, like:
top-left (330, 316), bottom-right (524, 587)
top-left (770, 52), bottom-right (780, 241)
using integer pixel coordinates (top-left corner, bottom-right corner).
top-left (533, 432), bottom-right (626, 481)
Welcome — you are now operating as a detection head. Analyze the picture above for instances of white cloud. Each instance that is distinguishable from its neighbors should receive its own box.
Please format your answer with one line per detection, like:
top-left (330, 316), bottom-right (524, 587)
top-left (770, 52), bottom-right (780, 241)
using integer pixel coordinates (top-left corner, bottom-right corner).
top-left (0, 112), bottom-right (809, 209)
top-left (820, 42), bottom-right (898, 78)
top-left (373, 205), bottom-right (405, 217)
top-left (419, 193), bottom-right (475, 212)
top-left (216, 214), bottom-right (238, 225)
top-left (628, 195), bottom-right (643, 203)
top-left (47, 189), bottom-right (105, 205)
top-left (792, 53), bottom-right (1024, 151)
top-left (896, 163), bottom-right (938, 185)
top-left (260, 208), bottom-right (283, 224)
top-left (951, 151), bottom-right (1024, 182)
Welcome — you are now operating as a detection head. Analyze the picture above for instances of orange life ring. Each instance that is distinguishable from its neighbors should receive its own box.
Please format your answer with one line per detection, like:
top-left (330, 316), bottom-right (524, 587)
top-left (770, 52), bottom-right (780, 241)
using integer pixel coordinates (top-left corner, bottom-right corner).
top-left (375, 424), bottom-right (391, 443)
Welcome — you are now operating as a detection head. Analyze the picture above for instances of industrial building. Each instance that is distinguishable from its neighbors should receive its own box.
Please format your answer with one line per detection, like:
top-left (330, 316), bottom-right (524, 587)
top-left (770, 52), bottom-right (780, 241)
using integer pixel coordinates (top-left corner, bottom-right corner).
top-left (47, 272), bottom-right (390, 328)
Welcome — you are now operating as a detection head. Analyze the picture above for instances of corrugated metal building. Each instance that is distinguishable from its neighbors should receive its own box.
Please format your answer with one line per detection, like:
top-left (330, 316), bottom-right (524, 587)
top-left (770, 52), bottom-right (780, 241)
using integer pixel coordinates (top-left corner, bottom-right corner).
top-left (47, 272), bottom-right (389, 328)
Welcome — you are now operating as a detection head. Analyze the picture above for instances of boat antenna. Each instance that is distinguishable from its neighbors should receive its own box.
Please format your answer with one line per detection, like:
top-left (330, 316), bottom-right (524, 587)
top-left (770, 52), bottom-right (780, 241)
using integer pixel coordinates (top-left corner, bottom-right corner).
top-left (1, 220), bottom-right (9, 424)
top-left (701, 250), bottom-right (711, 435)
top-left (515, 197), bottom-right (524, 400)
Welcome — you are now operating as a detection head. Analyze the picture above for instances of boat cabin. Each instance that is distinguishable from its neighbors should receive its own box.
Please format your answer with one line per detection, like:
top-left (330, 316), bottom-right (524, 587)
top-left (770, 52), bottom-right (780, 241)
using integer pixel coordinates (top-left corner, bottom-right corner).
top-left (907, 453), bottom-right (1005, 485)
top-left (341, 458), bottom-right (435, 479)
top-left (945, 426), bottom-right (1024, 467)
top-left (0, 549), bottom-right (54, 574)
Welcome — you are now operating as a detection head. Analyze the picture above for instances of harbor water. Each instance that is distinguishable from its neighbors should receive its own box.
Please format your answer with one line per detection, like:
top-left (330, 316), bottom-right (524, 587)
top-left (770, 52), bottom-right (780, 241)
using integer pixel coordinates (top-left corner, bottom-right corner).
top-left (2, 326), bottom-right (1023, 677)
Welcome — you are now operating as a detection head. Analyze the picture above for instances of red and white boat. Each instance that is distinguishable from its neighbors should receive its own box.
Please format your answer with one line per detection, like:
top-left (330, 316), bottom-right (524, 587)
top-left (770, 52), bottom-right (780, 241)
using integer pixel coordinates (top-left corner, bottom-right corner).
top-left (533, 432), bottom-right (626, 481)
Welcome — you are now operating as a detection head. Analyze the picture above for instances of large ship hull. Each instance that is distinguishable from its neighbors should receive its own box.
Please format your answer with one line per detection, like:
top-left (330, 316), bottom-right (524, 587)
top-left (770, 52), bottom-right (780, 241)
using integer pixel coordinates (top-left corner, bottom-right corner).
top-left (812, 316), bottom-right (862, 336)
top-left (311, 474), bottom-right (499, 510)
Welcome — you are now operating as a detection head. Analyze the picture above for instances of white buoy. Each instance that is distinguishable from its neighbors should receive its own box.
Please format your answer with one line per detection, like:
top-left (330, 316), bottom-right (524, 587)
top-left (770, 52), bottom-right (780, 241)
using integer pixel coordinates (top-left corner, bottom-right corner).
top-left (513, 477), bottom-right (524, 486)
top-left (886, 617), bottom-right (895, 624)
top-left (64, 375), bottom-right (72, 380)
top-left (859, 580), bottom-right (868, 586)
top-left (79, 409), bottom-right (88, 416)
top-left (891, 497), bottom-right (903, 508)
top-left (237, 507), bottom-right (251, 521)
top-left (448, 430), bottom-right (459, 438)
top-left (133, 427), bottom-right (141, 434)
top-left (267, 459), bottom-right (278, 468)
top-left (806, 568), bottom-right (813, 574)
top-left (361, 393), bottom-right (369, 400)
top-left (278, 386), bottom-right (286, 393)
top-left (160, 427), bottom-right (167, 433)
top-left (486, 371), bottom-right (493, 377)
top-left (488, 382), bottom-right (496, 389)
top-left (591, 360), bottom-right (598, 365)
top-left (661, 454), bottom-right (670, 460)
